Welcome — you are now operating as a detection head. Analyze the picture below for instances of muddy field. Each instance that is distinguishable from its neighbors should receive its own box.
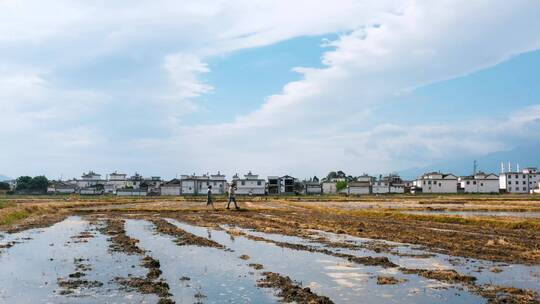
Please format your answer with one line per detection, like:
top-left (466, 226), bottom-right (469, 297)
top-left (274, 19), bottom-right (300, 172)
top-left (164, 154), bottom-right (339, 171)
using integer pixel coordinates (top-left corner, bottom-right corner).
top-left (1, 195), bottom-right (540, 303)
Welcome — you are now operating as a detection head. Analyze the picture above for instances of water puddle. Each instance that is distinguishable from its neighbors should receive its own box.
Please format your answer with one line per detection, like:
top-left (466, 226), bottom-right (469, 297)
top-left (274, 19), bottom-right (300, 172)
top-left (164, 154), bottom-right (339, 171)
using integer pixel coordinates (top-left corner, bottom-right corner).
top-left (0, 217), bottom-right (156, 303)
top-left (124, 219), bottom-right (278, 303)
top-left (167, 219), bottom-right (485, 303)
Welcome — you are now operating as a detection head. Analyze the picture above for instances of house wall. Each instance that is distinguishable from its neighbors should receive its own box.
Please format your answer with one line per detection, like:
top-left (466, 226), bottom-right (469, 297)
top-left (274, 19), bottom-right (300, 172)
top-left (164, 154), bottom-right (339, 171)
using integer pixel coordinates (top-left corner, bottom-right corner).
top-left (305, 185), bottom-right (322, 194)
top-left (322, 182), bottom-right (336, 194)
top-left (372, 185), bottom-right (404, 194)
top-left (236, 179), bottom-right (266, 195)
top-left (348, 186), bottom-right (370, 195)
top-left (500, 173), bottom-right (540, 193)
top-left (181, 180), bottom-right (196, 195)
top-left (161, 186), bottom-right (181, 196)
top-left (461, 179), bottom-right (499, 193)
top-left (117, 190), bottom-right (147, 196)
top-left (419, 179), bottom-right (457, 193)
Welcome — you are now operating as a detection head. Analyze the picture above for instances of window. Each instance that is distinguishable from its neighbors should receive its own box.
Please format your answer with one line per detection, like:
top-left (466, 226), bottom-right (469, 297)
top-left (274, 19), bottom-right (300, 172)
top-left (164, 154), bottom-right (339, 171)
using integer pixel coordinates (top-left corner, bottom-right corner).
top-left (472, 181), bottom-right (476, 185)
top-left (515, 175), bottom-right (518, 178)
top-left (515, 181), bottom-right (519, 185)
top-left (508, 181), bottom-right (511, 185)
top-left (241, 181), bottom-right (245, 186)
top-left (480, 183), bottom-right (484, 186)
top-left (439, 183), bottom-right (442, 187)
top-left (428, 181), bottom-right (432, 185)
top-left (466, 181), bottom-right (470, 185)
top-left (523, 187), bottom-right (527, 191)
top-left (523, 181), bottom-right (527, 185)
top-left (508, 175), bottom-right (511, 179)
top-left (523, 175), bottom-right (526, 178)
top-left (423, 181), bottom-right (426, 185)
top-left (257, 181), bottom-right (261, 186)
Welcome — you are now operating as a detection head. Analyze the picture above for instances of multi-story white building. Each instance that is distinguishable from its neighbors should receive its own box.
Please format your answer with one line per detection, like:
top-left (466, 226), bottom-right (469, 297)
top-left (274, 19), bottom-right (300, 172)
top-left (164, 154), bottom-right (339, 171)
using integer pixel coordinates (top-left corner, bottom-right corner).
top-left (415, 172), bottom-right (458, 193)
top-left (232, 172), bottom-right (266, 195)
top-left (499, 167), bottom-right (540, 193)
top-left (459, 173), bottom-right (499, 193)
top-left (372, 175), bottom-right (405, 194)
top-left (76, 171), bottom-right (105, 188)
top-left (180, 173), bottom-right (227, 195)
top-left (104, 171), bottom-right (127, 194)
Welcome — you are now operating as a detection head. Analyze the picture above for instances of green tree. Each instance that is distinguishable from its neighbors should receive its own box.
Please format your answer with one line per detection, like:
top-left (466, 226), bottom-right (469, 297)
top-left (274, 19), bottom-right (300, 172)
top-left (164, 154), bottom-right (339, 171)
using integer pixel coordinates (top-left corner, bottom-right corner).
top-left (336, 180), bottom-right (348, 192)
top-left (0, 182), bottom-right (9, 190)
top-left (15, 176), bottom-right (32, 191)
top-left (29, 176), bottom-right (49, 192)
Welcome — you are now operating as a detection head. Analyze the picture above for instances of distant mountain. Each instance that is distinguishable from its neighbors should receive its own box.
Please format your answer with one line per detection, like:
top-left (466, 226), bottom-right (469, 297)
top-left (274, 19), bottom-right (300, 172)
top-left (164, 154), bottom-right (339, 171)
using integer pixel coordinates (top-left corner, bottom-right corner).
top-left (399, 143), bottom-right (540, 179)
top-left (0, 174), bottom-right (10, 181)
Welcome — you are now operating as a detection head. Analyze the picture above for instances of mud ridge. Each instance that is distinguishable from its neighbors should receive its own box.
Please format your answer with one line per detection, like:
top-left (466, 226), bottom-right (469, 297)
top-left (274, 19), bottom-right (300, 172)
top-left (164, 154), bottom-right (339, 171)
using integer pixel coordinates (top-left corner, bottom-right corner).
top-left (258, 271), bottom-right (334, 304)
top-left (57, 257), bottom-right (102, 296)
top-left (400, 268), bottom-right (539, 303)
top-left (100, 218), bottom-right (175, 303)
top-left (151, 218), bottom-right (225, 249)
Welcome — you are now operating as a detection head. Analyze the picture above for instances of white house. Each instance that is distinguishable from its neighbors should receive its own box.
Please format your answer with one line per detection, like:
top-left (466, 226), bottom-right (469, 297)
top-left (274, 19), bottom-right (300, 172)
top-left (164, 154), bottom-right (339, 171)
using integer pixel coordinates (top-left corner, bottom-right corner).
top-left (346, 181), bottom-right (371, 195)
top-left (180, 173), bottom-right (227, 195)
top-left (126, 173), bottom-right (144, 189)
top-left (372, 181), bottom-right (405, 194)
top-left (303, 177), bottom-right (321, 195)
top-left (76, 171), bottom-right (105, 188)
top-left (499, 167), bottom-right (540, 193)
top-left (161, 179), bottom-right (181, 196)
top-left (105, 171), bottom-right (128, 193)
top-left (233, 172), bottom-right (266, 195)
top-left (459, 173), bottom-right (499, 193)
top-left (415, 172), bottom-right (458, 193)
top-left (322, 181), bottom-right (337, 194)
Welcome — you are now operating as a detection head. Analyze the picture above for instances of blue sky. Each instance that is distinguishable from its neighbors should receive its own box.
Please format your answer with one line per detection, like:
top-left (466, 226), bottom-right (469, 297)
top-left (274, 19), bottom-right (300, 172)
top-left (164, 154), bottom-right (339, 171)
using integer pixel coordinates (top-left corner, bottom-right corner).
top-left (1, 1), bottom-right (540, 180)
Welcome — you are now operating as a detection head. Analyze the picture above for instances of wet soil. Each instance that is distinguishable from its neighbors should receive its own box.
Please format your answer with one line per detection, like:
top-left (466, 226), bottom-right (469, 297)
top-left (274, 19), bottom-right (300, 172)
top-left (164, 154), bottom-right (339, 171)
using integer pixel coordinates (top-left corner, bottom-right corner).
top-left (166, 209), bottom-right (540, 265)
top-left (150, 217), bottom-right (225, 248)
top-left (100, 218), bottom-right (175, 303)
top-left (377, 276), bottom-right (405, 285)
top-left (258, 272), bottom-right (334, 304)
top-left (57, 256), bottom-right (103, 295)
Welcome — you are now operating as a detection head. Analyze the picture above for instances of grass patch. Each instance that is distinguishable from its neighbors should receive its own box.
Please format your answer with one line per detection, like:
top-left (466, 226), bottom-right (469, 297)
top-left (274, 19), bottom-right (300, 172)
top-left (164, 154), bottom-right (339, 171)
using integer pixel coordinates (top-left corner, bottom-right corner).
top-left (0, 209), bottom-right (30, 226)
top-left (0, 201), bottom-right (16, 209)
top-left (304, 205), bottom-right (540, 231)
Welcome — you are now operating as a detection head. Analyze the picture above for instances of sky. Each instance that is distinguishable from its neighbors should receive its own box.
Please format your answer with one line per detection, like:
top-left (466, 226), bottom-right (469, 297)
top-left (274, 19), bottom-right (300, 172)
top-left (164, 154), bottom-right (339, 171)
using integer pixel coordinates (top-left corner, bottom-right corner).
top-left (1, 0), bottom-right (540, 180)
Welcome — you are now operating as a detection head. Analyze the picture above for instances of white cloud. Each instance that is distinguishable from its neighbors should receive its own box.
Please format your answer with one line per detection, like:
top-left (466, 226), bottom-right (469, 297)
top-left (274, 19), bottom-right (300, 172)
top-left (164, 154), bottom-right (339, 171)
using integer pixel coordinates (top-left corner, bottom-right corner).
top-left (1, 0), bottom-right (540, 178)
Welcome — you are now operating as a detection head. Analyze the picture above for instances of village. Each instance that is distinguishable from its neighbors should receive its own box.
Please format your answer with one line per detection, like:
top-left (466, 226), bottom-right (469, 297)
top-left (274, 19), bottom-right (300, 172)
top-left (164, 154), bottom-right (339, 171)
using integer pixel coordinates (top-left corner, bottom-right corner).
top-left (3, 162), bottom-right (538, 196)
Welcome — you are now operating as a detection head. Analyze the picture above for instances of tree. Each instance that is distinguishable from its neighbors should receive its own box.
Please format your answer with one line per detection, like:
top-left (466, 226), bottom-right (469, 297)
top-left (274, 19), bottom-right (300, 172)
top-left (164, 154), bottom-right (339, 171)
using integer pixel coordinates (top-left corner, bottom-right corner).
top-left (0, 182), bottom-right (9, 190)
top-left (29, 176), bottom-right (48, 192)
top-left (15, 176), bottom-right (48, 193)
top-left (15, 176), bottom-right (32, 191)
top-left (336, 180), bottom-right (348, 192)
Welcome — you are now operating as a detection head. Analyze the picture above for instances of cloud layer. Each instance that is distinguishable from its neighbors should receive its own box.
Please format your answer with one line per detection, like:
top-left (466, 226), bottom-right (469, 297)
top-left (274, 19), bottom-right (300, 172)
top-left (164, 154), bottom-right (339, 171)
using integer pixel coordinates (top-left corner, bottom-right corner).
top-left (1, 0), bottom-right (540, 178)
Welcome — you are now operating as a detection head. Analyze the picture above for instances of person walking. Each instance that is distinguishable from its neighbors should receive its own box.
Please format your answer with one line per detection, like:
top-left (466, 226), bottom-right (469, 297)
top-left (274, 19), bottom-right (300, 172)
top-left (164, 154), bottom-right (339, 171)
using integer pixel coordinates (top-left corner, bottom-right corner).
top-left (227, 182), bottom-right (239, 210)
top-left (206, 185), bottom-right (214, 209)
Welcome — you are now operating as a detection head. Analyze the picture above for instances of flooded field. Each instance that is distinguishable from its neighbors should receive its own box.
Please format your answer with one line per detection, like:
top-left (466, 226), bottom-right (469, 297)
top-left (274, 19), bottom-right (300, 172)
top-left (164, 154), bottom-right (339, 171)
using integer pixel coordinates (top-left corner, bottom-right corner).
top-left (1, 195), bottom-right (540, 303)
top-left (1, 214), bottom-right (539, 303)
